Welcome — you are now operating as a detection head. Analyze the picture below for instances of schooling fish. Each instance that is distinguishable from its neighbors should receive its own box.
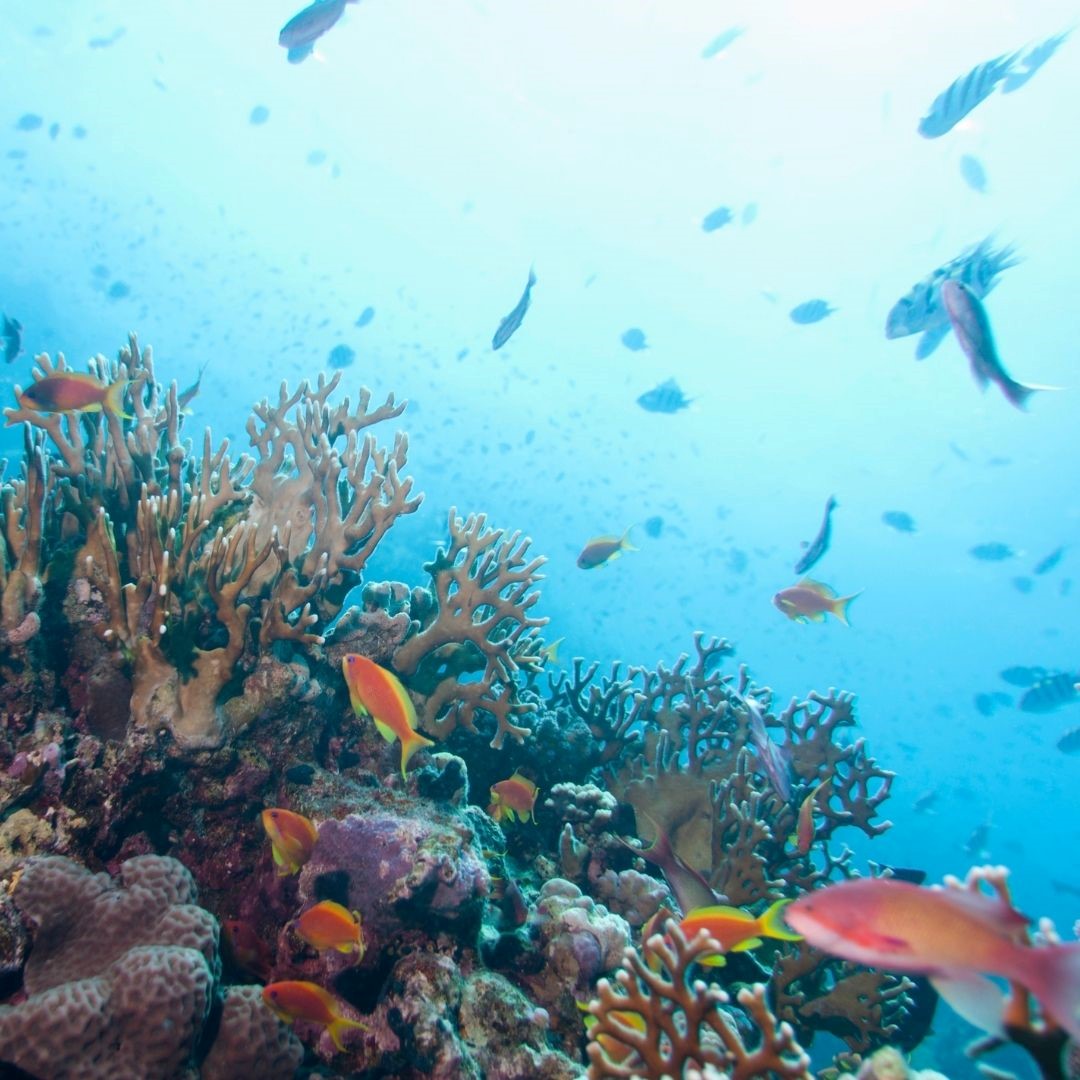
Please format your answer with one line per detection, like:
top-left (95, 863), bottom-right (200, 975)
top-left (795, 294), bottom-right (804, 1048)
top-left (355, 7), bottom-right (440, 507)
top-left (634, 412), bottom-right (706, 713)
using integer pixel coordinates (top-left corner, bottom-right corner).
top-left (487, 771), bottom-right (539, 824)
top-left (16, 371), bottom-right (131, 417)
top-left (576, 527), bottom-right (637, 569)
top-left (793, 495), bottom-right (837, 575)
top-left (941, 280), bottom-right (1056, 409)
top-left (959, 154), bottom-right (988, 194)
top-left (678, 899), bottom-right (801, 966)
top-left (789, 299), bottom-right (835, 324)
top-left (636, 378), bottom-right (691, 414)
top-left (999, 664), bottom-right (1047, 688)
top-left (1001, 29), bottom-right (1072, 93)
top-left (1033, 547), bottom-right (1066, 575)
top-left (492, 267), bottom-right (536, 350)
top-left (918, 51), bottom-right (1019, 138)
top-left (1019, 673), bottom-right (1080, 714)
top-left (341, 654), bottom-right (434, 777)
top-left (262, 981), bottom-right (368, 1052)
top-left (1, 315), bottom-right (22, 364)
top-left (882, 510), bottom-right (917, 533)
top-left (292, 900), bottom-right (365, 957)
top-left (773, 579), bottom-right (860, 626)
top-left (261, 807), bottom-right (318, 876)
top-left (969, 541), bottom-right (1014, 562)
top-left (785, 876), bottom-right (1080, 1042)
top-left (279, 0), bottom-right (357, 60)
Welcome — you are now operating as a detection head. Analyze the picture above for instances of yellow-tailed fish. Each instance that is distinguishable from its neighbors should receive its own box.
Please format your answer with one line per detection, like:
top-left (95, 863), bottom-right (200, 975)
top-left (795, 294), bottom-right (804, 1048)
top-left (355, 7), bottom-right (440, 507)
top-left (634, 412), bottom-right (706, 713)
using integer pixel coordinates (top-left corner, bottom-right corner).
top-left (678, 899), bottom-right (801, 966)
top-left (261, 807), bottom-right (318, 877)
top-left (261, 980), bottom-right (368, 1051)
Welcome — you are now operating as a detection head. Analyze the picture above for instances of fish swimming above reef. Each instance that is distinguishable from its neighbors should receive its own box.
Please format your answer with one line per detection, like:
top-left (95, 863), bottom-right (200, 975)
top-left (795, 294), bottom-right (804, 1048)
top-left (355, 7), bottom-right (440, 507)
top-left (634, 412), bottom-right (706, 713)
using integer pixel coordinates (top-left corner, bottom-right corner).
top-left (261, 808), bottom-right (318, 876)
top-left (1033, 546), bottom-right (1066, 575)
top-left (941, 280), bottom-right (1057, 410)
top-left (342, 653), bottom-right (434, 777)
top-left (789, 299), bottom-right (835, 324)
top-left (917, 50), bottom-right (1019, 138)
top-left (492, 267), bottom-right (536, 350)
top-left (882, 510), bottom-right (916, 533)
top-left (14, 371), bottom-right (131, 417)
top-left (785, 876), bottom-right (1080, 1042)
top-left (969, 542), bottom-right (1014, 562)
top-left (262, 981), bottom-right (368, 1051)
top-left (577, 527), bottom-right (636, 569)
top-left (793, 495), bottom-right (837, 575)
top-left (636, 378), bottom-right (691, 414)
top-left (1018, 673), bottom-right (1080, 714)
top-left (2, 314), bottom-right (22, 364)
top-left (773, 578), bottom-right (860, 626)
top-left (678, 900), bottom-right (801, 966)
top-left (279, 0), bottom-right (357, 63)
top-left (292, 900), bottom-right (365, 957)
top-left (885, 236), bottom-right (1019, 359)
top-left (1001, 29), bottom-right (1073, 93)
top-left (488, 771), bottom-right (538, 824)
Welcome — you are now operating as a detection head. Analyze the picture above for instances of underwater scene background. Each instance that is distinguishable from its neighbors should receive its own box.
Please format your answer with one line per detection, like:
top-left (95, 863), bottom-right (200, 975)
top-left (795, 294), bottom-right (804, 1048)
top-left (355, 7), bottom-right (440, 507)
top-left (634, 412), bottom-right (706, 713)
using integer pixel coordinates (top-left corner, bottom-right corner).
top-left (1, 1), bottom-right (1079, 1077)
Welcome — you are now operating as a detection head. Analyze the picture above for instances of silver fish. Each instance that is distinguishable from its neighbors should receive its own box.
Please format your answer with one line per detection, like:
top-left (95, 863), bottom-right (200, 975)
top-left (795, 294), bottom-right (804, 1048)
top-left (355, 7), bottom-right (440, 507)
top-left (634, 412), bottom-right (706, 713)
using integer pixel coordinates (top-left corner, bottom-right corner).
top-left (492, 268), bottom-right (536, 350)
top-left (794, 495), bottom-right (837, 575)
top-left (279, 0), bottom-right (356, 55)
top-left (1001, 29), bottom-right (1072, 93)
top-left (918, 51), bottom-right (1019, 138)
top-left (885, 237), bottom-right (1019, 359)
top-left (940, 280), bottom-right (1055, 409)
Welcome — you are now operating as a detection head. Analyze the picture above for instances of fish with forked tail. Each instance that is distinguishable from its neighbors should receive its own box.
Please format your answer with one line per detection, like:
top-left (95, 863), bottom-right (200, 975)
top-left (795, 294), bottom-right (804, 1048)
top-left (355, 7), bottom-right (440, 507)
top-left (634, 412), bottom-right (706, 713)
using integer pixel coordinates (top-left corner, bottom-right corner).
top-left (773, 579), bottom-right (860, 626)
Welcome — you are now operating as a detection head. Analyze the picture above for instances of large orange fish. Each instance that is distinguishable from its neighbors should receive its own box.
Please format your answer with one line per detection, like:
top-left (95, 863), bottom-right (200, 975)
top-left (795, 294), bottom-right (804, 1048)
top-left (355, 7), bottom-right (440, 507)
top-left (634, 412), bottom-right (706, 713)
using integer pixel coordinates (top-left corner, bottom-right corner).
top-left (773, 578), bottom-right (860, 625)
top-left (678, 899), bottom-right (801, 966)
top-left (342, 654), bottom-right (434, 777)
top-left (487, 771), bottom-right (538, 824)
top-left (292, 900), bottom-right (365, 958)
top-left (785, 877), bottom-right (1080, 1041)
top-left (261, 980), bottom-right (368, 1051)
top-left (16, 372), bottom-right (131, 417)
top-left (261, 808), bottom-right (318, 877)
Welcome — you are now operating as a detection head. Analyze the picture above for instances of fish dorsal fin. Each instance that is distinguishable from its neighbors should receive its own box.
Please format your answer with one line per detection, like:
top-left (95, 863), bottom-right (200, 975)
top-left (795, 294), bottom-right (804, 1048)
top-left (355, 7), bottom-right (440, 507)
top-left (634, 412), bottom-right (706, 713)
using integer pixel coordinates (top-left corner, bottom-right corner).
top-left (688, 904), bottom-right (752, 923)
top-left (798, 578), bottom-right (836, 598)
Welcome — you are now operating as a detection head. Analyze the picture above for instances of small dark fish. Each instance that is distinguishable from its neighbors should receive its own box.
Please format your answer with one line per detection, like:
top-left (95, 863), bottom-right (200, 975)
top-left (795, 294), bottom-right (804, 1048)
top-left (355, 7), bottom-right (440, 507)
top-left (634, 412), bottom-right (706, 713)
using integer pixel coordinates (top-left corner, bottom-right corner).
top-left (492, 268), bottom-right (536, 350)
top-left (1034, 547), bottom-right (1065, 575)
top-left (882, 510), bottom-right (916, 533)
top-left (636, 378), bottom-right (691, 414)
top-left (794, 495), bottom-right (837, 575)
top-left (1019, 674), bottom-right (1080, 714)
top-left (959, 154), bottom-right (987, 193)
top-left (871, 863), bottom-right (928, 886)
top-left (249, 105), bottom-right (270, 125)
top-left (1050, 877), bottom-right (1080, 896)
top-left (701, 206), bottom-right (734, 232)
top-left (355, 306), bottom-right (375, 328)
top-left (2, 315), bottom-right (23, 364)
top-left (620, 327), bottom-right (648, 351)
top-left (107, 281), bottom-right (131, 300)
top-left (999, 665), bottom-right (1047, 688)
top-left (178, 362), bottom-right (209, 411)
top-left (88, 27), bottom-right (125, 49)
top-left (327, 344), bottom-right (355, 369)
top-left (789, 299), bottom-right (835, 324)
top-left (1056, 728), bottom-right (1080, 755)
top-left (912, 790), bottom-right (938, 814)
top-left (969, 542), bottom-right (1014, 562)
top-left (918, 51), bottom-right (1019, 138)
top-left (1001, 29), bottom-right (1072, 93)
top-left (974, 693), bottom-right (995, 718)
top-left (1012, 576), bottom-right (1033, 594)
top-left (279, 0), bottom-right (356, 56)
top-left (941, 281), bottom-right (1056, 409)
top-left (577, 528), bottom-right (636, 570)
top-left (644, 515), bottom-right (664, 539)
top-left (963, 821), bottom-right (991, 857)
top-left (701, 26), bottom-right (744, 59)
top-left (15, 113), bottom-right (43, 132)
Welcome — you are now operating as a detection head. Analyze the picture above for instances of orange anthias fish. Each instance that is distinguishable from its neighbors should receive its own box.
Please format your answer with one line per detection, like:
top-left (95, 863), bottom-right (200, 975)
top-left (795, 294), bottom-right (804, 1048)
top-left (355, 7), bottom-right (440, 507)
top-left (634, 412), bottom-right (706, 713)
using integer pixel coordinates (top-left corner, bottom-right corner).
top-left (773, 578), bottom-right (860, 625)
top-left (794, 780), bottom-right (830, 855)
top-left (341, 654), bottom-right (435, 778)
top-left (261, 807), bottom-right (318, 877)
top-left (578, 1000), bottom-right (646, 1065)
top-left (785, 877), bottom-right (1080, 1042)
top-left (222, 919), bottom-right (273, 981)
top-left (16, 372), bottom-right (131, 417)
top-left (488, 771), bottom-right (539, 824)
top-left (262, 980), bottom-right (368, 1052)
top-left (678, 899), bottom-right (802, 966)
top-left (576, 527), bottom-right (637, 570)
top-left (293, 900), bottom-right (365, 959)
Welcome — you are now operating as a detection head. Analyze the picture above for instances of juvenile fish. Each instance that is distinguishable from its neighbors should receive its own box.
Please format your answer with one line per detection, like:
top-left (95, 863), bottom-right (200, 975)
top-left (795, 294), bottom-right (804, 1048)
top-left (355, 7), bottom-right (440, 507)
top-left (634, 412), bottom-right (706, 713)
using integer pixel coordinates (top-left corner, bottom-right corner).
top-left (794, 495), bottom-right (837, 574)
top-left (918, 51), bottom-right (1019, 138)
top-left (492, 267), bottom-right (536, 350)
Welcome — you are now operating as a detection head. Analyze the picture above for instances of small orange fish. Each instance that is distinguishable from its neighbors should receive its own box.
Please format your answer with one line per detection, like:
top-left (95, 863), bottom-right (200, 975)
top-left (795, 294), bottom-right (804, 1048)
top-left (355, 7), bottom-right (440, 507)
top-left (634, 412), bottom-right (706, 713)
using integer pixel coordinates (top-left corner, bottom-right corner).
top-left (342, 654), bottom-right (434, 777)
top-left (773, 578), bottom-right (860, 625)
top-left (576, 527), bottom-right (637, 570)
top-left (488, 771), bottom-right (538, 824)
top-left (578, 1000), bottom-right (646, 1064)
top-left (793, 780), bottom-right (829, 855)
top-left (16, 372), bottom-right (131, 417)
top-left (293, 900), bottom-right (365, 958)
top-left (678, 899), bottom-right (801, 966)
top-left (261, 807), bottom-right (318, 877)
top-left (222, 919), bottom-right (273, 980)
top-left (261, 980), bottom-right (368, 1052)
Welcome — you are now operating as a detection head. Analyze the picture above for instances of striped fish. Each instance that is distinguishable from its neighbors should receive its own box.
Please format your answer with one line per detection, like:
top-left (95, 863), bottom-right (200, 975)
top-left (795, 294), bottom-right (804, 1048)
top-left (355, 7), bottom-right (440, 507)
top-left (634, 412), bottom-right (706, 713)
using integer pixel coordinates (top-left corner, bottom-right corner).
top-left (492, 268), bottom-right (536, 350)
top-left (1019, 673), bottom-right (1080, 714)
top-left (918, 51), bottom-right (1019, 138)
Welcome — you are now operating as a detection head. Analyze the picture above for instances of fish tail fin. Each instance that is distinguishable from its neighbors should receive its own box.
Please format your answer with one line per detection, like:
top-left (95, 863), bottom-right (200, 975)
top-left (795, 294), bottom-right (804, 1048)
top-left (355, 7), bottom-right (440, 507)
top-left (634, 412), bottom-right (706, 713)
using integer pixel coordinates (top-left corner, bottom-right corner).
top-left (1017, 941), bottom-right (1080, 1042)
top-left (758, 899), bottom-right (803, 942)
top-left (1003, 380), bottom-right (1060, 410)
top-left (327, 1014), bottom-right (369, 1052)
top-left (831, 591), bottom-right (862, 626)
top-left (104, 378), bottom-right (133, 419)
top-left (399, 728), bottom-right (436, 777)
top-left (621, 526), bottom-right (638, 552)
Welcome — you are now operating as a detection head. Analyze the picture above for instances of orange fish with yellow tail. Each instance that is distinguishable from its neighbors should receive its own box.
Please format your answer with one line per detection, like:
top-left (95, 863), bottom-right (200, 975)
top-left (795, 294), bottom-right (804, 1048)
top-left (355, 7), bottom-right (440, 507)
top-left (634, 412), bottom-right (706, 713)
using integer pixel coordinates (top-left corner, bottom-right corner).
top-left (341, 653), bottom-right (434, 777)
top-left (15, 371), bottom-right (132, 417)
top-left (261, 807), bottom-right (318, 876)
top-left (488, 771), bottom-right (538, 824)
top-left (678, 899), bottom-right (802, 966)
top-left (261, 980), bottom-right (368, 1051)
top-left (773, 578), bottom-right (860, 625)
top-left (292, 900), bottom-right (365, 959)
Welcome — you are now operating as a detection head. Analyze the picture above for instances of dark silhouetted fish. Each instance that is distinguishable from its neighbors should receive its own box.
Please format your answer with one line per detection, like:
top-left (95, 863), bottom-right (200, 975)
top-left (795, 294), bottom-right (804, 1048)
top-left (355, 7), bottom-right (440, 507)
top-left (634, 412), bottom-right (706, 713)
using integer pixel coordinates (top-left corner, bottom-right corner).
top-left (1000, 665), bottom-right (1046, 687)
top-left (794, 495), bottom-right (837, 575)
top-left (701, 206), bottom-right (734, 232)
top-left (1034, 547), bottom-right (1065, 575)
top-left (974, 693), bottom-right (995, 718)
top-left (620, 327), bottom-right (647, 350)
top-left (279, 0), bottom-right (357, 62)
top-left (1019, 674), bottom-right (1080, 714)
top-left (701, 26), bottom-right (744, 59)
top-left (789, 299), bottom-right (835, 324)
top-left (1001, 29), bottom-right (1072, 93)
top-left (492, 268), bottom-right (536, 350)
top-left (644, 515), bottom-right (664, 539)
top-left (15, 114), bottom-right (43, 132)
top-left (959, 154), bottom-right (987, 193)
top-left (636, 378), bottom-right (691, 414)
top-left (1056, 728), bottom-right (1080, 755)
top-left (327, 344), bottom-right (355, 369)
top-left (918, 51), bottom-right (1019, 138)
top-left (2, 315), bottom-right (22, 364)
top-left (963, 821), bottom-right (991, 858)
top-left (882, 510), bottom-right (916, 533)
top-left (355, 306), bottom-right (375, 328)
top-left (1051, 877), bottom-right (1080, 896)
top-left (969, 542), bottom-right (1014, 562)
top-left (912, 789), bottom-right (938, 814)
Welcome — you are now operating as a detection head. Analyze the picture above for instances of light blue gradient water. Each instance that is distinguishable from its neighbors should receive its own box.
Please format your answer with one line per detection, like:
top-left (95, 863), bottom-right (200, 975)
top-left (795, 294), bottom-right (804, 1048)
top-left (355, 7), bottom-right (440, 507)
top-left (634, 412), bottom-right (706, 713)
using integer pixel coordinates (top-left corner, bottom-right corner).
top-left (1, 3), bottom-right (1077, 1069)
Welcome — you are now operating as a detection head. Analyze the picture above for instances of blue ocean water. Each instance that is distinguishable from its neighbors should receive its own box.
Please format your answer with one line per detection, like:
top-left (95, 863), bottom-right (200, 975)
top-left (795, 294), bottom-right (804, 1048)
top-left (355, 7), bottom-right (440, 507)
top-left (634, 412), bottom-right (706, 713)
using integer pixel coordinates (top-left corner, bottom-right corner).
top-left (1, 1), bottom-right (1078, 1070)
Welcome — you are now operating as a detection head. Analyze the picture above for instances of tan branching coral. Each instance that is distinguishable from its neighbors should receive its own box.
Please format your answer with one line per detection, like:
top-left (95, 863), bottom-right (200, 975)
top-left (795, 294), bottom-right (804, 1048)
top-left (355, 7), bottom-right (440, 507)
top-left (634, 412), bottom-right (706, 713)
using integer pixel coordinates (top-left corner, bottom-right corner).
top-left (0, 428), bottom-right (46, 651)
top-left (585, 920), bottom-right (812, 1079)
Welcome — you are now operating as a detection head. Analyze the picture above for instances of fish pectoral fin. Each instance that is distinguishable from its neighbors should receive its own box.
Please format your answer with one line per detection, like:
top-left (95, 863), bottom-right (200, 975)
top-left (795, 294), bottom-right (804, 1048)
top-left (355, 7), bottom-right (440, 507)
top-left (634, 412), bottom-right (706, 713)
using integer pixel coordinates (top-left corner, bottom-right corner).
top-left (373, 718), bottom-right (397, 744)
top-left (731, 936), bottom-right (763, 952)
top-left (929, 972), bottom-right (1006, 1036)
top-left (807, 611), bottom-right (827, 623)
